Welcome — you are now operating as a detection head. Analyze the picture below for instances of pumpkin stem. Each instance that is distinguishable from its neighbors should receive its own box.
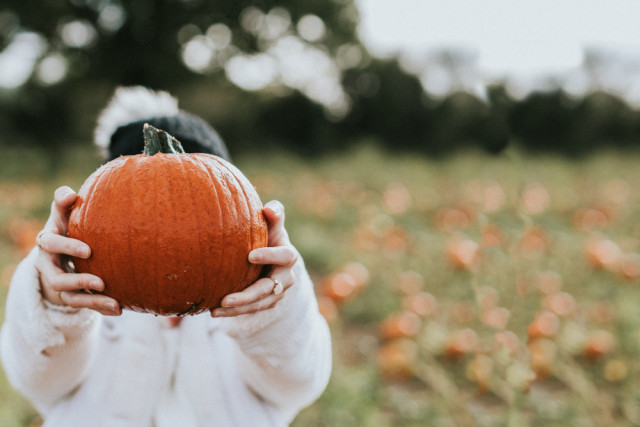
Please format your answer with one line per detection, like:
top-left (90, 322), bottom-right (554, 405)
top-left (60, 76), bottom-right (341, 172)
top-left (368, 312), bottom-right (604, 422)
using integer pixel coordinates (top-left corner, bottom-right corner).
top-left (143, 123), bottom-right (186, 155)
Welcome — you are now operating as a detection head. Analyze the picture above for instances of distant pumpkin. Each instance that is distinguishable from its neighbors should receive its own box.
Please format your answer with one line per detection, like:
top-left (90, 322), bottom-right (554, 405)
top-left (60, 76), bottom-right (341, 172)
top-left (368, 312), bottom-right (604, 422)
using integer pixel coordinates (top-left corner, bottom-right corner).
top-left (68, 124), bottom-right (268, 316)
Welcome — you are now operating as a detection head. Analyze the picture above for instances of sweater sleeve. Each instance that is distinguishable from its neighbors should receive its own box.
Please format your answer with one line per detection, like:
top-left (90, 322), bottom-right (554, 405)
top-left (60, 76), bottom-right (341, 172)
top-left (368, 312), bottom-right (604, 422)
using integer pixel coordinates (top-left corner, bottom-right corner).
top-left (0, 248), bottom-right (101, 415)
top-left (219, 259), bottom-right (332, 423)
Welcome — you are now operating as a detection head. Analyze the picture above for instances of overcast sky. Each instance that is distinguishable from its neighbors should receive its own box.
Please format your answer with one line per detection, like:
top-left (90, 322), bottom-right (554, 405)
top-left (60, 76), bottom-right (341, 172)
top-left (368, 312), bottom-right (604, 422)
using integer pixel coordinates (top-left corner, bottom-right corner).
top-left (356, 0), bottom-right (640, 78)
top-left (3, 1), bottom-right (640, 102)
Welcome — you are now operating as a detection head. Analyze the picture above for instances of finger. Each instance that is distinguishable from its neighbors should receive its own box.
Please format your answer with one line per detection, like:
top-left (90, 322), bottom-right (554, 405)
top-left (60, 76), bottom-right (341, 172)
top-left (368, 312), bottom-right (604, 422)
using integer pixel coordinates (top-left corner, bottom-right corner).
top-left (60, 292), bottom-right (121, 316)
top-left (36, 255), bottom-right (103, 304)
top-left (47, 186), bottom-right (78, 236)
top-left (263, 200), bottom-right (291, 246)
top-left (263, 200), bottom-right (285, 224)
top-left (54, 186), bottom-right (78, 211)
top-left (248, 246), bottom-right (298, 266)
top-left (38, 232), bottom-right (90, 259)
top-left (220, 270), bottom-right (294, 307)
top-left (48, 272), bottom-right (104, 293)
top-left (220, 277), bottom-right (278, 308)
top-left (213, 293), bottom-right (284, 317)
top-left (36, 252), bottom-right (66, 286)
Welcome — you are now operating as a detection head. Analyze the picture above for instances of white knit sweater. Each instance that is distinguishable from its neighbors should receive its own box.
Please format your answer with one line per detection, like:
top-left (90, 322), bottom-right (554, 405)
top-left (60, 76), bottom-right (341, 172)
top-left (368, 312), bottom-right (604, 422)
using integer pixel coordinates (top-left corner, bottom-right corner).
top-left (0, 249), bottom-right (332, 427)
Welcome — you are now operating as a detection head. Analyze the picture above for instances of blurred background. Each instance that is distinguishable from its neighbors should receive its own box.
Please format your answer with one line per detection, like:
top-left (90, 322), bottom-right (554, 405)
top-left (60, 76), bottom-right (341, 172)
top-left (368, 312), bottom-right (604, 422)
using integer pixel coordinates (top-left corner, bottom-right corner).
top-left (1, 0), bottom-right (640, 425)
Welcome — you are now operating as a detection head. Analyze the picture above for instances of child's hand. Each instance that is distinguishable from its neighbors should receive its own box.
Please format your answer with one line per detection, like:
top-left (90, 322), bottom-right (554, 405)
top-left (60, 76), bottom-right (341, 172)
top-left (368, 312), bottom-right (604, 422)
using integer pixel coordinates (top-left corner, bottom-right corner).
top-left (35, 186), bottom-right (121, 316)
top-left (212, 201), bottom-right (298, 317)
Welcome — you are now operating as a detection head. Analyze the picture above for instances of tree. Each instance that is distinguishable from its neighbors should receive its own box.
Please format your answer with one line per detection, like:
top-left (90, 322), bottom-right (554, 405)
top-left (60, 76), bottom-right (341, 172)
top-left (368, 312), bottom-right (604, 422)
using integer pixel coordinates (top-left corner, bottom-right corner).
top-left (0, 0), bottom-right (362, 146)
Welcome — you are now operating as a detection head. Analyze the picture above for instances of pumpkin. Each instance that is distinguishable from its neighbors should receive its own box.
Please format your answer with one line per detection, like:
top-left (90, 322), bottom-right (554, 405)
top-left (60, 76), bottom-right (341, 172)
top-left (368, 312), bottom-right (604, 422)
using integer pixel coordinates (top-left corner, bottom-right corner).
top-left (68, 124), bottom-right (268, 316)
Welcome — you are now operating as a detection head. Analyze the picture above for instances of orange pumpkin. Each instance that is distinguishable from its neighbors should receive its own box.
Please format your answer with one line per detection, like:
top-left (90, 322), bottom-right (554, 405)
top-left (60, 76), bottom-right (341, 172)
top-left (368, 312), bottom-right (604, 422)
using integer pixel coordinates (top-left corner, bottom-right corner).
top-left (68, 124), bottom-right (268, 316)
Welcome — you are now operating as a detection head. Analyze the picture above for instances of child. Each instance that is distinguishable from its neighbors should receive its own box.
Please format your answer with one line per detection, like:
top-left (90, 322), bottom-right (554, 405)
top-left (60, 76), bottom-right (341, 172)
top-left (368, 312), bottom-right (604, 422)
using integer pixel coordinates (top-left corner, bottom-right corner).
top-left (0, 87), bottom-right (332, 426)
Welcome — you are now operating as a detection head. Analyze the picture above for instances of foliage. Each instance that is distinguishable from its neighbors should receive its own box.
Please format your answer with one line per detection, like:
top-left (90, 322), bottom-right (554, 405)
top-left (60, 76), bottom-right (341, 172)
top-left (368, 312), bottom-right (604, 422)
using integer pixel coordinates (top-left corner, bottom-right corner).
top-left (3, 2), bottom-right (640, 157)
top-left (0, 0), bottom-right (359, 141)
top-left (1, 0), bottom-right (356, 83)
top-left (1, 143), bottom-right (640, 426)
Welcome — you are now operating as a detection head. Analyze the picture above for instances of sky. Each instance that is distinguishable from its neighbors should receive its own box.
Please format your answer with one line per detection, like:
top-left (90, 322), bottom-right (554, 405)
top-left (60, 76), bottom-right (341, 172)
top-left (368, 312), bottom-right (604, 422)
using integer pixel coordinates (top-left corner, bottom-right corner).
top-left (355, 0), bottom-right (640, 78)
top-left (3, 1), bottom-right (640, 104)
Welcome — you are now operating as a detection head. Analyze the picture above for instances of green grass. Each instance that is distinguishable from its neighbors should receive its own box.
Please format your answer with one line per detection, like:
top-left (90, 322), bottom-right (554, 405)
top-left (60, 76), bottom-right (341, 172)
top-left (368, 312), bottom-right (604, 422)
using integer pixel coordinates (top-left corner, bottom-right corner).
top-left (1, 142), bottom-right (640, 426)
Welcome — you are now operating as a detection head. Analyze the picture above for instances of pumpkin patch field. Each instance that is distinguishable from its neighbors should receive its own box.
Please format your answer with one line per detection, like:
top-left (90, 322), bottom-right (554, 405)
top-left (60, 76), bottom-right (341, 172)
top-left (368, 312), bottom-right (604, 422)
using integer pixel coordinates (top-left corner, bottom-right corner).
top-left (1, 143), bottom-right (640, 426)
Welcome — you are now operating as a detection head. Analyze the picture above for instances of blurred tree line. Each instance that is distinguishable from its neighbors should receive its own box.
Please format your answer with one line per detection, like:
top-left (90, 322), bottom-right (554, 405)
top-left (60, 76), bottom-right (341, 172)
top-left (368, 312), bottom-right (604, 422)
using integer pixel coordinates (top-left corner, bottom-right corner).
top-left (1, 0), bottom-right (640, 158)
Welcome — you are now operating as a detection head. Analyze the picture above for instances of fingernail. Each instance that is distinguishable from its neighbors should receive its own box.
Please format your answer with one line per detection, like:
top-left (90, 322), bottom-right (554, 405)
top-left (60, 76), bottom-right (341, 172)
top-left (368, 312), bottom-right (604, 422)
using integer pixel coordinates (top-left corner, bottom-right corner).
top-left (90, 279), bottom-right (102, 290)
top-left (78, 245), bottom-right (91, 258)
top-left (248, 251), bottom-right (260, 263)
top-left (104, 302), bottom-right (119, 313)
top-left (56, 186), bottom-right (71, 197)
top-left (223, 297), bottom-right (236, 307)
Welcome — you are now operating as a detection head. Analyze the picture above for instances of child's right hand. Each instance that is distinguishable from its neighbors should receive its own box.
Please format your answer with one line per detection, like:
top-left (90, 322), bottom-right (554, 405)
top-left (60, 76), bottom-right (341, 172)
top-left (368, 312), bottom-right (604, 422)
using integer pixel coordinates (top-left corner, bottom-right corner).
top-left (35, 186), bottom-right (121, 316)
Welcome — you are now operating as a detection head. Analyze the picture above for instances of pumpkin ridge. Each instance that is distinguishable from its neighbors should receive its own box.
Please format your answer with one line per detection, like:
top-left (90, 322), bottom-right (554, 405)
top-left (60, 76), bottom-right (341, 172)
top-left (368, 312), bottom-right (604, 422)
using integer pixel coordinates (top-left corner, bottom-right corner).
top-left (101, 160), bottom-right (125, 306)
top-left (77, 161), bottom-right (112, 246)
top-left (228, 168), bottom-right (256, 290)
top-left (230, 168), bottom-right (253, 290)
top-left (93, 162), bottom-right (120, 290)
top-left (149, 156), bottom-right (161, 313)
top-left (175, 155), bottom-right (204, 308)
top-left (69, 160), bottom-right (112, 297)
top-left (129, 157), bottom-right (150, 309)
top-left (143, 154), bottom-right (178, 313)
top-left (136, 156), bottom-right (162, 312)
top-left (215, 160), bottom-right (245, 295)
top-left (121, 158), bottom-right (138, 305)
top-left (214, 162), bottom-right (238, 299)
top-left (179, 157), bottom-right (197, 307)
top-left (194, 155), bottom-right (227, 308)
top-left (208, 155), bottom-right (261, 291)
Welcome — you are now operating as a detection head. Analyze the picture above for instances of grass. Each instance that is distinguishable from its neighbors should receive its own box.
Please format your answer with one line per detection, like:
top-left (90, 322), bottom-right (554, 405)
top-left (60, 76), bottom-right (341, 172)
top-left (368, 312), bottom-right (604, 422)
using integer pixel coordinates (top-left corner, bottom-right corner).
top-left (1, 142), bottom-right (640, 426)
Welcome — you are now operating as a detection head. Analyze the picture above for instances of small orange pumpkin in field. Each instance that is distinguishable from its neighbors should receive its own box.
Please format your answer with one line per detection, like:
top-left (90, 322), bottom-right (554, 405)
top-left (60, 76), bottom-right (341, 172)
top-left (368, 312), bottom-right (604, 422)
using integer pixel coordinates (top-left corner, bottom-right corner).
top-left (68, 125), bottom-right (268, 316)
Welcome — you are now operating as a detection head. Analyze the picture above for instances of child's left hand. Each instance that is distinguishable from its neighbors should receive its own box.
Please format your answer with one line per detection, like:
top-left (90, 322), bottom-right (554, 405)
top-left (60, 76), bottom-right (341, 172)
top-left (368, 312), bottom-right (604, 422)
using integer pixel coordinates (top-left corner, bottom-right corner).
top-left (211, 200), bottom-right (298, 317)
